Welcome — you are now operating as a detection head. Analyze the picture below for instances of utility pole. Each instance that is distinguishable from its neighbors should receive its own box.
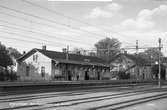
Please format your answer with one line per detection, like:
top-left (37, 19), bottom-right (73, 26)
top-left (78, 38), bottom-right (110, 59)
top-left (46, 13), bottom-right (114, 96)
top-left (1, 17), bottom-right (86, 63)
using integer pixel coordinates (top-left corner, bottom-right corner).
top-left (108, 45), bottom-right (110, 61)
top-left (66, 45), bottom-right (69, 60)
top-left (158, 38), bottom-right (162, 88)
top-left (135, 40), bottom-right (139, 80)
top-left (136, 40), bottom-right (139, 54)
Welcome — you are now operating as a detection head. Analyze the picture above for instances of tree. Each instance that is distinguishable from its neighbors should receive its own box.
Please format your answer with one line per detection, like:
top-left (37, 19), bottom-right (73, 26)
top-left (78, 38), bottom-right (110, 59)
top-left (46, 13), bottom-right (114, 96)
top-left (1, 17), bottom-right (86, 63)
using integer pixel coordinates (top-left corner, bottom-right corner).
top-left (7, 47), bottom-right (22, 59)
top-left (138, 48), bottom-right (163, 64)
top-left (94, 37), bottom-right (121, 61)
top-left (0, 43), bottom-right (13, 68)
top-left (138, 48), bottom-right (164, 80)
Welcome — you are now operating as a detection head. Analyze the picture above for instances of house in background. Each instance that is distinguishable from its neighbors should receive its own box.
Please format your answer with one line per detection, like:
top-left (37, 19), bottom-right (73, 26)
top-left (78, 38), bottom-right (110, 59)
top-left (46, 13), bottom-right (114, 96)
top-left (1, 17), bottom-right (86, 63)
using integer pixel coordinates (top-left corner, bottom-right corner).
top-left (110, 53), bottom-right (152, 80)
top-left (17, 46), bottom-right (109, 81)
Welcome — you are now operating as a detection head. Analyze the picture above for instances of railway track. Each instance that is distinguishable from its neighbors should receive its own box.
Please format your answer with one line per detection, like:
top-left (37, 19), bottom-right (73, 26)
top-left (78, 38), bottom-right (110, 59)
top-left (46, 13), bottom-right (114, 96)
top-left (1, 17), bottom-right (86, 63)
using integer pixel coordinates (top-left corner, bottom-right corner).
top-left (0, 82), bottom-right (153, 96)
top-left (0, 84), bottom-right (153, 103)
top-left (33, 87), bottom-right (166, 110)
top-left (0, 84), bottom-right (153, 101)
top-left (87, 91), bottom-right (167, 110)
top-left (0, 85), bottom-right (165, 110)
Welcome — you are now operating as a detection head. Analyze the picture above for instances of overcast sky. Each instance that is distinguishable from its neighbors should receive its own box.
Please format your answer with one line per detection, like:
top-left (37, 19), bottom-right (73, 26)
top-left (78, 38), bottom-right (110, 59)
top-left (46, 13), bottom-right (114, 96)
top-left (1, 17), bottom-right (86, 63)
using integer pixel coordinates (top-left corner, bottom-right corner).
top-left (0, 0), bottom-right (167, 55)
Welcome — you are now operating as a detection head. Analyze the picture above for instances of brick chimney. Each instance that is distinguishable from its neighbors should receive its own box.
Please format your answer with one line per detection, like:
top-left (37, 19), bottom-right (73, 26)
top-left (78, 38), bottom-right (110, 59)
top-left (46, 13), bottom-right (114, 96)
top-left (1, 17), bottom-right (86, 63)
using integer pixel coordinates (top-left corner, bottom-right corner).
top-left (42, 45), bottom-right (46, 50)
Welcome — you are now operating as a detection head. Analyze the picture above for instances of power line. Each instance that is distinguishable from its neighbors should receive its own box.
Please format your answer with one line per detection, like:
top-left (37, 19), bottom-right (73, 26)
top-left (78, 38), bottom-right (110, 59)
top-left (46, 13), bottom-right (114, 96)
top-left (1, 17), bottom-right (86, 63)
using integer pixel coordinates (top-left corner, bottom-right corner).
top-left (0, 12), bottom-right (97, 41)
top-left (0, 5), bottom-right (107, 39)
top-left (22, 0), bottom-right (110, 33)
top-left (0, 21), bottom-right (135, 52)
top-left (0, 38), bottom-right (33, 50)
top-left (0, 21), bottom-right (93, 46)
top-left (0, 35), bottom-right (64, 52)
top-left (0, 11), bottom-right (105, 42)
top-left (22, 0), bottom-right (135, 43)
top-left (0, 11), bottom-right (67, 31)
top-left (0, 35), bottom-right (56, 47)
top-left (0, 30), bottom-right (66, 47)
top-left (0, 11), bottom-right (135, 46)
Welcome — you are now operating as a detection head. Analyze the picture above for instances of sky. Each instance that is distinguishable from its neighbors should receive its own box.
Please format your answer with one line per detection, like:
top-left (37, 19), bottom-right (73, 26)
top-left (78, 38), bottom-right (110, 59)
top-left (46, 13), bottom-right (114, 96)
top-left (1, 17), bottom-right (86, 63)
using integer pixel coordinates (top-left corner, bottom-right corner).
top-left (0, 0), bottom-right (167, 55)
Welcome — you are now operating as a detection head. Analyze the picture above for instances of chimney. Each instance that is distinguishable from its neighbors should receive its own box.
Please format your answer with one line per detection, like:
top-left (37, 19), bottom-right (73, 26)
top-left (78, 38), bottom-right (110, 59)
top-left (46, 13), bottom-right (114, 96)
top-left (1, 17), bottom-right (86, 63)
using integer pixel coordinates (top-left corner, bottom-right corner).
top-left (23, 51), bottom-right (26, 55)
top-left (42, 45), bottom-right (46, 50)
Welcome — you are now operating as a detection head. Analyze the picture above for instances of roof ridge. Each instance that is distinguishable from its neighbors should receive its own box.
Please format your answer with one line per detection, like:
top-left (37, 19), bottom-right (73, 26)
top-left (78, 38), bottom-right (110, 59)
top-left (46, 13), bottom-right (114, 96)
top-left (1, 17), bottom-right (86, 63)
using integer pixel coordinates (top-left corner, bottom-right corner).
top-left (36, 48), bottom-right (103, 59)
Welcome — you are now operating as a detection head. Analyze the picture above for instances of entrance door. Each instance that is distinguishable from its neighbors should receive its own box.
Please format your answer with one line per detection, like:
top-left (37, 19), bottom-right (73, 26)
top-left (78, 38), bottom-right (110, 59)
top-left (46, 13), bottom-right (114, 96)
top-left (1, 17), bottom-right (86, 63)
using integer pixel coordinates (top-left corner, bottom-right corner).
top-left (68, 70), bottom-right (72, 81)
top-left (85, 71), bottom-right (89, 80)
top-left (97, 71), bottom-right (100, 80)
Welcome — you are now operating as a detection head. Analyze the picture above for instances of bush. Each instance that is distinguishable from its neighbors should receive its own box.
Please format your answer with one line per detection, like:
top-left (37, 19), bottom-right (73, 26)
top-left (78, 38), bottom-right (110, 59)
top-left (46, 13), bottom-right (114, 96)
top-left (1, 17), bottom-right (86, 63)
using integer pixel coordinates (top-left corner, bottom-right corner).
top-left (0, 69), bottom-right (18, 81)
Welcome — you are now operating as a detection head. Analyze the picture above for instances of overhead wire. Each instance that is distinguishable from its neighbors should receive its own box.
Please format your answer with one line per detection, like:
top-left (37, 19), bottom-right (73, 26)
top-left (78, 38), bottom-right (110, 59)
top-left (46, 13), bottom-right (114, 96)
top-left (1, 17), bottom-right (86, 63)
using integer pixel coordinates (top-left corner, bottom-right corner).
top-left (0, 5), bottom-right (107, 39)
top-left (22, 0), bottom-right (110, 32)
top-left (0, 12), bottom-right (95, 41)
top-left (0, 11), bottom-right (103, 42)
top-left (0, 30), bottom-right (66, 47)
top-left (0, 3), bottom-right (141, 53)
top-left (0, 11), bottom-right (135, 47)
top-left (22, 0), bottom-right (136, 43)
top-left (0, 38), bottom-right (34, 50)
top-left (0, 20), bottom-right (93, 46)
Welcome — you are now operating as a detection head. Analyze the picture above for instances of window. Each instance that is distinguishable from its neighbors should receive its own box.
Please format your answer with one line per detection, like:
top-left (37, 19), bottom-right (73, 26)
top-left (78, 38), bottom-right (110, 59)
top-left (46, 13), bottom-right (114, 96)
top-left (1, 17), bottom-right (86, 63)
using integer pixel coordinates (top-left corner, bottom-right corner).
top-left (33, 55), bottom-right (35, 61)
top-left (41, 66), bottom-right (45, 77)
top-left (33, 54), bottom-right (38, 62)
top-left (26, 66), bottom-right (30, 76)
top-left (35, 55), bottom-right (38, 62)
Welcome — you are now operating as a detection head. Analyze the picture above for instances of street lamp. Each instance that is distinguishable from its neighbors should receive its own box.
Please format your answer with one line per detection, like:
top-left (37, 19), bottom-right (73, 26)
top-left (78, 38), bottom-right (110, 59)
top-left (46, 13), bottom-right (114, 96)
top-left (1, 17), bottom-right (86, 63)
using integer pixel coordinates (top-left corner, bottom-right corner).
top-left (155, 61), bottom-right (158, 65)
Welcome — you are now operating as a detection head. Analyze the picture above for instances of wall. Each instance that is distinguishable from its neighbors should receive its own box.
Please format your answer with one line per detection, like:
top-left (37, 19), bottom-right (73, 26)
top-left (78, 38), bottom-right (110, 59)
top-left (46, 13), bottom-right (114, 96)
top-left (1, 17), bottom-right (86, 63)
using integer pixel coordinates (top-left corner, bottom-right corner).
top-left (51, 62), bottom-right (108, 81)
top-left (51, 62), bottom-right (64, 80)
top-left (110, 56), bottom-right (135, 79)
top-left (17, 51), bottom-right (52, 81)
top-left (17, 51), bottom-right (109, 81)
top-left (110, 55), bottom-right (152, 80)
top-left (128, 66), bottom-right (152, 80)
top-left (111, 56), bottom-right (135, 72)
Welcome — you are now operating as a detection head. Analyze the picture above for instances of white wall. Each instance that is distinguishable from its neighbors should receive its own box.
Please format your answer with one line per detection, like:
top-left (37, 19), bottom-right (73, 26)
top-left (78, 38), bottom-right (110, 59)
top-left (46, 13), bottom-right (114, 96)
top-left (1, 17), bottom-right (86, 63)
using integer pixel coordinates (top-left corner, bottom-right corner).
top-left (17, 51), bottom-right (52, 81)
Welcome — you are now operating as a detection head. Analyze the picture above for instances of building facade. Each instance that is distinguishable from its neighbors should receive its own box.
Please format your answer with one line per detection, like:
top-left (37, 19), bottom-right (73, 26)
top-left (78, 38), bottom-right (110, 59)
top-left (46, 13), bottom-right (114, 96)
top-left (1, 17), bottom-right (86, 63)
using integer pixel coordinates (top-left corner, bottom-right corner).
top-left (110, 53), bottom-right (153, 80)
top-left (17, 48), bottom-right (109, 81)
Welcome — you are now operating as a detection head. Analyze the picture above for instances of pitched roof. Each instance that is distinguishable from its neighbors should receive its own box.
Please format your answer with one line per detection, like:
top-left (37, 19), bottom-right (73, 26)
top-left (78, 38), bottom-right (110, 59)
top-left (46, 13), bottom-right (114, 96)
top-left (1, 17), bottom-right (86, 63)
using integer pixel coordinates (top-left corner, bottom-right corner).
top-left (17, 48), bottom-right (108, 67)
top-left (110, 53), bottom-right (149, 66)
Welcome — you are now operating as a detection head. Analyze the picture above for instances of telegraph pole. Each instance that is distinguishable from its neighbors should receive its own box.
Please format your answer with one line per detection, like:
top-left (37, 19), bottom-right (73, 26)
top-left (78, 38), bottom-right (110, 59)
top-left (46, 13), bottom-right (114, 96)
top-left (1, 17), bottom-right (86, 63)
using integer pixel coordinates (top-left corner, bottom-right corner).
top-left (136, 40), bottom-right (139, 54)
top-left (108, 45), bottom-right (110, 61)
top-left (66, 45), bottom-right (69, 60)
top-left (158, 38), bottom-right (162, 88)
top-left (135, 40), bottom-right (139, 80)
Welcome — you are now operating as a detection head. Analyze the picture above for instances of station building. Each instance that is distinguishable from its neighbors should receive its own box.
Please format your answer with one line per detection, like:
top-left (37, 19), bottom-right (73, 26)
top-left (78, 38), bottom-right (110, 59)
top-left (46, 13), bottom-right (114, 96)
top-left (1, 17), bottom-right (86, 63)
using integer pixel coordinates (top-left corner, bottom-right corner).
top-left (17, 47), bottom-right (109, 81)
